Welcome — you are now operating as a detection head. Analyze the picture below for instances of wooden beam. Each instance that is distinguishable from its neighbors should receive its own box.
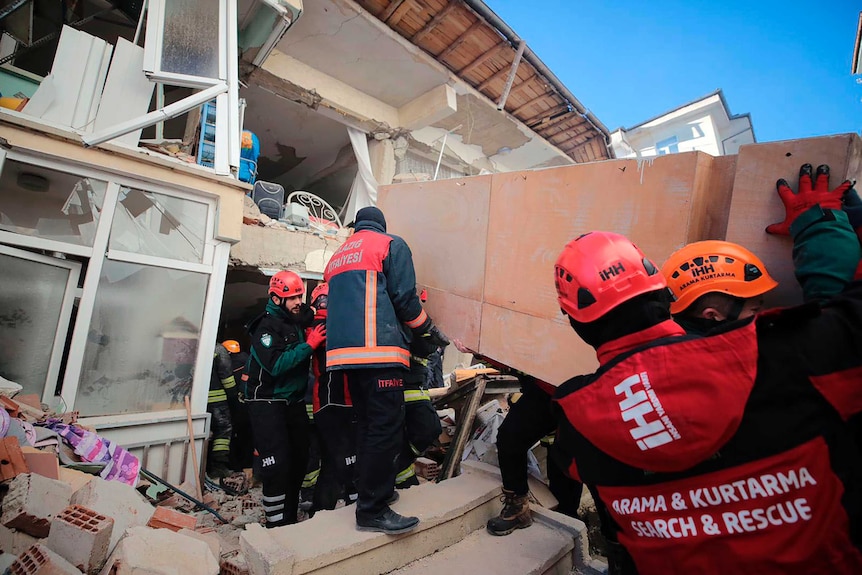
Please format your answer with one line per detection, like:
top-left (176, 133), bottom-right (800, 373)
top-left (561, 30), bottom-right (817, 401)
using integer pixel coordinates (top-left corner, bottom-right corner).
top-left (534, 111), bottom-right (581, 134)
top-left (477, 58), bottom-right (520, 92)
top-left (458, 40), bottom-right (507, 76)
top-left (497, 41), bottom-right (526, 110)
top-left (437, 19), bottom-right (484, 61)
top-left (560, 132), bottom-right (602, 152)
top-left (380, 0), bottom-right (406, 22)
top-left (412, 0), bottom-right (461, 44)
top-left (523, 103), bottom-right (569, 127)
top-left (504, 72), bottom-right (538, 99)
top-left (511, 92), bottom-right (551, 116)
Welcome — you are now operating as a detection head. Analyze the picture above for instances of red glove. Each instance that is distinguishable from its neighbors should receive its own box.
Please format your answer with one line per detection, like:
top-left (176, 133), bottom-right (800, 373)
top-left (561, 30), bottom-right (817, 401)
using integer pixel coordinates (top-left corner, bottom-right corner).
top-left (305, 324), bottom-right (327, 350)
top-left (766, 163), bottom-right (853, 235)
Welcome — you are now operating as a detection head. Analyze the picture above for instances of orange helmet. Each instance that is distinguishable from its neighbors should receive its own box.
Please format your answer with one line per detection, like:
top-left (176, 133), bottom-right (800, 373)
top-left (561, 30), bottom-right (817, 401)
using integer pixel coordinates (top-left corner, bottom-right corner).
top-left (269, 270), bottom-right (304, 298)
top-left (555, 232), bottom-right (667, 323)
top-left (222, 340), bottom-right (241, 354)
top-left (661, 241), bottom-right (777, 315)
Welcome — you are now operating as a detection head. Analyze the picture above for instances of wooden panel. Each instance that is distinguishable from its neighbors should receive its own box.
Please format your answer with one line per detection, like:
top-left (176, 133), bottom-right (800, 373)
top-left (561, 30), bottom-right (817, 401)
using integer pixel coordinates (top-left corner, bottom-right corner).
top-left (378, 175), bottom-right (491, 301)
top-left (484, 154), bottom-right (707, 319)
top-left (725, 134), bottom-right (862, 308)
top-left (421, 287), bottom-right (482, 352)
top-left (692, 153), bottom-right (737, 242)
top-left (479, 304), bottom-right (596, 385)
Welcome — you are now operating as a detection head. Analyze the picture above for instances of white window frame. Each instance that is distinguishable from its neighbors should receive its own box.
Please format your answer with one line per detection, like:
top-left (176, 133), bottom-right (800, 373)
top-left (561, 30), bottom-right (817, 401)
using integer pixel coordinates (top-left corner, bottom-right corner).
top-left (0, 147), bottom-right (223, 418)
top-left (0, 243), bottom-right (81, 404)
top-left (142, 0), bottom-right (229, 89)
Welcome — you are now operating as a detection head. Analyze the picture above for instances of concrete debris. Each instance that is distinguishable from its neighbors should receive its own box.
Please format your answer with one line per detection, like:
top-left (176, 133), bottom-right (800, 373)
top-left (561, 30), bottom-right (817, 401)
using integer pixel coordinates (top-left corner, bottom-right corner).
top-left (1, 473), bottom-right (72, 537)
top-left (9, 543), bottom-right (83, 575)
top-left (177, 528), bottom-right (220, 561)
top-left (102, 526), bottom-right (219, 575)
top-left (71, 478), bottom-right (154, 553)
top-left (0, 524), bottom-right (40, 555)
top-left (46, 505), bottom-right (112, 574)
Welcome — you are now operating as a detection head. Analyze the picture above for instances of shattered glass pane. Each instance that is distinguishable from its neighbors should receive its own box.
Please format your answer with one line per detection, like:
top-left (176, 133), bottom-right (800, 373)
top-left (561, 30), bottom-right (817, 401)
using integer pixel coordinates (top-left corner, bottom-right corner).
top-left (160, 0), bottom-right (220, 79)
top-left (0, 159), bottom-right (107, 247)
top-left (0, 254), bottom-right (70, 396)
top-left (75, 260), bottom-right (208, 416)
top-left (110, 187), bottom-right (207, 263)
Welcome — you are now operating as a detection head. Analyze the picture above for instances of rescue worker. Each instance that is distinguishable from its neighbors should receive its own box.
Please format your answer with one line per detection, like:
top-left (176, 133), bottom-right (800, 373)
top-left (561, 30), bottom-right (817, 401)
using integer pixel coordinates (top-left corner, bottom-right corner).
top-left (551, 229), bottom-right (862, 574)
top-left (394, 326), bottom-right (444, 490)
top-left (207, 342), bottom-right (237, 479)
top-left (324, 206), bottom-right (449, 534)
top-left (299, 373), bottom-right (322, 514)
top-left (242, 270), bottom-right (327, 527)
top-left (222, 340), bottom-right (254, 472)
top-left (663, 164), bottom-right (861, 333)
top-left (309, 282), bottom-right (359, 511)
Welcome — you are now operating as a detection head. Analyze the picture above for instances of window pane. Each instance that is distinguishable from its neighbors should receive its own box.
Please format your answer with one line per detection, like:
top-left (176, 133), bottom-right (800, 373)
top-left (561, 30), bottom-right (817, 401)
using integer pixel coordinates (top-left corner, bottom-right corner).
top-left (161, 0), bottom-right (220, 79)
top-left (75, 261), bottom-right (208, 416)
top-left (0, 159), bottom-right (107, 247)
top-left (0, 253), bottom-right (71, 396)
top-left (110, 187), bottom-right (207, 263)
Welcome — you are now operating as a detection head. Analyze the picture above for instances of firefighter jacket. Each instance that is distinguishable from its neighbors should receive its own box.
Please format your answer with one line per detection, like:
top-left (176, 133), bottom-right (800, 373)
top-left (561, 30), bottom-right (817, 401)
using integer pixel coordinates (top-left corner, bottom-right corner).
top-left (553, 283), bottom-right (862, 575)
top-left (309, 314), bottom-right (352, 413)
top-left (323, 219), bottom-right (430, 370)
top-left (209, 345), bottom-right (237, 405)
top-left (243, 300), bottom-right (314, 403)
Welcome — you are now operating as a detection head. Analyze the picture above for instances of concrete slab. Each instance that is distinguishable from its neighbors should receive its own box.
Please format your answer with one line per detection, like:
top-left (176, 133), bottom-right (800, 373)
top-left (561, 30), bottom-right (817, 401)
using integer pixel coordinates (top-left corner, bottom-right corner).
top-left (71, 478), bottom-right (154, 554)
top-left (388, 522), bottom-right (573, 575)
top-left (242, 469), bottom-right (502, 575)
top-left (101, 526), bottom-right (219, 575)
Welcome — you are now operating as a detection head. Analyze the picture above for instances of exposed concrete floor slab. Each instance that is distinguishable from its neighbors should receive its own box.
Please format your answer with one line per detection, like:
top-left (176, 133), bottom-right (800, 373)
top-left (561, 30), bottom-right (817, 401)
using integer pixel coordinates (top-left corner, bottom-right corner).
top-left (388, 522), bottom-right (573, 575)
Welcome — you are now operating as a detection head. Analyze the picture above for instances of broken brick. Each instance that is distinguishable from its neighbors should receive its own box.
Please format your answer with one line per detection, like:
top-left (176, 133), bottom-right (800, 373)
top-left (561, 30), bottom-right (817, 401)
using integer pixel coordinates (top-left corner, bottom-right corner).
top-left (9, 544), bottom-right (82, 575)
top-left (147, 506), bottom-right (197, 532)
top-left (219, 551), bottom-right (249, 575)
top-left (71, 478), bottom-right (154, 554)
top-left (103, 527), bottom-right (219, 575)
top-left (0, 396), bottom-right (21, 418)
top-left (0, 437), bottom-right (30, 481)
top-left (1, 474), bottom-right (72, 538)
top-left (46, 505), bottom-right (113, 575)
top-left (0, 524), bottom-right (39, 555)
top-left (414, 457), bottom-right (439, 482)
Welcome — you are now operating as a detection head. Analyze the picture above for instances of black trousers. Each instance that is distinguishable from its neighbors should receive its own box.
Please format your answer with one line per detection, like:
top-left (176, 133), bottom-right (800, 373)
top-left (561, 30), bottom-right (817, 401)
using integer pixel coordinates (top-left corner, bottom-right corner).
top-left (314, 405), bottom-right (358, 511)
top-left (496, 380), bottom-right (583, 516)
top-left (246, 401), bottom-right (309, 527)
top-left (345, 368), bottom-right (406, 521)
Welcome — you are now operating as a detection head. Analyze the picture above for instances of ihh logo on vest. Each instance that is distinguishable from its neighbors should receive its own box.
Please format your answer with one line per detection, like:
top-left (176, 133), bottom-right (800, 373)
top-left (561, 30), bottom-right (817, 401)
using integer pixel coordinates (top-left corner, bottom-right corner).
top-left (615, 372), bottom-right (681, 451)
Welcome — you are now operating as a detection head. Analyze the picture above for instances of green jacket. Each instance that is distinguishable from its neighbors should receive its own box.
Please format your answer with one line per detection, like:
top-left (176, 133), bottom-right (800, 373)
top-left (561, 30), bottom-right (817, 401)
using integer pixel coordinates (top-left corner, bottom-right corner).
top-left (243, 300), bottom-right (313, 403)
top-left (790, 206), bottom-right (861, 302)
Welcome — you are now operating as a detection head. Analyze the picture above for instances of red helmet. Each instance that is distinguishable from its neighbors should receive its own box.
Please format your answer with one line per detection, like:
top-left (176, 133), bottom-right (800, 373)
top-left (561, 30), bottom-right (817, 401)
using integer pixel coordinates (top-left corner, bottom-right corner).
top-left (310, 282), bottom-right (328, 312)
top-left (269, 270), bottom-right (304, 298)
top-left (554, 231), bottom-right (667, 323)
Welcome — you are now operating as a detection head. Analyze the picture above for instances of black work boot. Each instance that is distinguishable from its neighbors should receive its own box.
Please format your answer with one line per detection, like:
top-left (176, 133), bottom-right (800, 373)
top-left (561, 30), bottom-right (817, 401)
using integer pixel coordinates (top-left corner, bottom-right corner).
top-left (486, 489), bottom-right (532, 536)
top-left (356, 508), bottom-right (419, 535)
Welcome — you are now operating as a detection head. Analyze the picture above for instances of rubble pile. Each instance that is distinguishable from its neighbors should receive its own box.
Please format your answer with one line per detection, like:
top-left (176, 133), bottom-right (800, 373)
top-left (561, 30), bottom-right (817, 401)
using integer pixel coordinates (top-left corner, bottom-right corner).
top-left (0, 389), bottom-right (266, 575)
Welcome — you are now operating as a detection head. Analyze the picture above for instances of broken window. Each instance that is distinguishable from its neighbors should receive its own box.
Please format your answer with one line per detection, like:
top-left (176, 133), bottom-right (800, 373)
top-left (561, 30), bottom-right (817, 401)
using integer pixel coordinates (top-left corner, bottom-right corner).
top-left (74, 260), bottom-right (209, 417)
top-left (0, 159), bottom-right (107, 247)
top-left (110, 187), bottom-right (208, 263)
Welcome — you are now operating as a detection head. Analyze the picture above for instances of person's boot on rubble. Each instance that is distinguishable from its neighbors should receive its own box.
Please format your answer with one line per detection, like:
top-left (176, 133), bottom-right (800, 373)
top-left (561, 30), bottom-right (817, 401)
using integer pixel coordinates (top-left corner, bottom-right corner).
top-left (207, 452), bottom-right (233, 480)
top-left (486, 489), bottom-right (532, 536)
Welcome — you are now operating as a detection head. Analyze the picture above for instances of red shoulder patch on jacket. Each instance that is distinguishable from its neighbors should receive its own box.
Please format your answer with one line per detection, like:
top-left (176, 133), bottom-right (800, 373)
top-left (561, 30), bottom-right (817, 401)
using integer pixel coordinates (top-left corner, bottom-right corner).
top-left (324, 230), bottom-right (390, 280)
top-left (810, 366), bottom-right (862, 420)
top-left (557, 322), bottom-right (758, 473)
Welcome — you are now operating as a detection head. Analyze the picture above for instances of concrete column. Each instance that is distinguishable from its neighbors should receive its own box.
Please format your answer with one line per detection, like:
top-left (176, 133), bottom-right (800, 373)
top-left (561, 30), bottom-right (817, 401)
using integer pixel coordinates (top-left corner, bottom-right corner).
top-left (369, 138), bottom-right (396, 186)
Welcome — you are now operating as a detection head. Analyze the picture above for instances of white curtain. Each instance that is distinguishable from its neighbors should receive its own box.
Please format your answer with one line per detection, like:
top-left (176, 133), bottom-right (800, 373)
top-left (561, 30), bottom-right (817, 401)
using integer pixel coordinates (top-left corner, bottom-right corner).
top-left (341, 127), bottom-right (379, 224)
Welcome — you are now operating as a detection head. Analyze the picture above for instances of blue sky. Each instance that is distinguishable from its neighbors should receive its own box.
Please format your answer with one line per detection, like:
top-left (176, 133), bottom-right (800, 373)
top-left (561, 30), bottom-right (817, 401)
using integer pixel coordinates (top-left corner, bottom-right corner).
top-left (484, 1), bottom-right (861, 142)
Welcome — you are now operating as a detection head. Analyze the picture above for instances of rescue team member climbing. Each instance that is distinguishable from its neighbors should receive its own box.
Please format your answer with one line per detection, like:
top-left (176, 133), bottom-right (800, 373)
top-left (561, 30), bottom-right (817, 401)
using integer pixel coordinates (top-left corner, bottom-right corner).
top-left (663, 163), bottom-right (861, 335)
top-left (550, 231), bottom-right (862, 574)
top-left (242, 270), bottom-right (327, 528)
top-left (324, 206), bottom-right (449, 535)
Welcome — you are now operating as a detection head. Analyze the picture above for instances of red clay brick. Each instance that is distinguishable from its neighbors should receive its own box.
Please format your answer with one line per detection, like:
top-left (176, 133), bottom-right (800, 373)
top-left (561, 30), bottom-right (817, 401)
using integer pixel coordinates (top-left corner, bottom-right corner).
top-left (147, 506), bottom-right (197, 532)
top-left (414, 457), bottom-right (439, 481)
top-left (0, 437), bottom-right (30, 481)
top-left (219, 551), bottom-right (249, 575)
top-left (9, 544), bottom-right (82, 575)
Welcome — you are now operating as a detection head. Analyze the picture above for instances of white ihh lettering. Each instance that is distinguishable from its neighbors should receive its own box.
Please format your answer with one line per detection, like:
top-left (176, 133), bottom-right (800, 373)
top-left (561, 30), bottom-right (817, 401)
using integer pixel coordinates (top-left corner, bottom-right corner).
top-left (615, 372), bottom-right (680, 451)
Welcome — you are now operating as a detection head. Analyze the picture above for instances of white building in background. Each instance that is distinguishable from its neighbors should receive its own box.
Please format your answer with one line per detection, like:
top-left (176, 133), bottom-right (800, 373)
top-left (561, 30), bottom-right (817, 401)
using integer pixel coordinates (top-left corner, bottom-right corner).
top-left (610, 89), bottom-right (755, 158)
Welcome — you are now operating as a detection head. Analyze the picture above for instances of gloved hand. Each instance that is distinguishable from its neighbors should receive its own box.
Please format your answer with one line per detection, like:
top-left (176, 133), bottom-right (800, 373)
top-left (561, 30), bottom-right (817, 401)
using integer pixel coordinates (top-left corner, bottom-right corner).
top-left (305, 324), bottom-right (327, 350)
top-left (843, 186), bottom-right (862, 232)
top-left (766, 163), bottom-right (853, 235)
top-left (420, 323), bottom-right (450, 348)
